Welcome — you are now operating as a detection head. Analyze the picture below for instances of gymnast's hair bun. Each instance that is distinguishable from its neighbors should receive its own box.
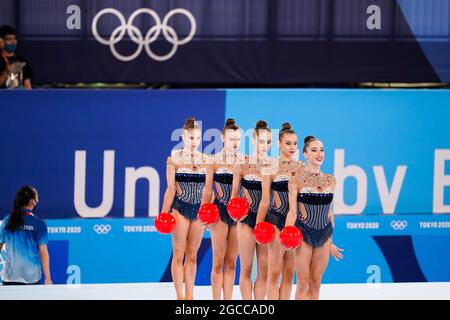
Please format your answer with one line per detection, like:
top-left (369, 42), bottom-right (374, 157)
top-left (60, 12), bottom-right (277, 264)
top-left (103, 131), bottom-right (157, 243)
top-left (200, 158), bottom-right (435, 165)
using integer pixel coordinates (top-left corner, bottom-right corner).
top-left (183, 117), bottom-right (199, 129)
top-left (223, 118), bottom-right (239, 133)
top-left (255, 120), bottom-right (268, 130)
top-left (225, 118), bottom-right (236, 126)
top-left (281, 122), bottom-right (292, 131)
top-left (304, 135), bottom-right (316, 144)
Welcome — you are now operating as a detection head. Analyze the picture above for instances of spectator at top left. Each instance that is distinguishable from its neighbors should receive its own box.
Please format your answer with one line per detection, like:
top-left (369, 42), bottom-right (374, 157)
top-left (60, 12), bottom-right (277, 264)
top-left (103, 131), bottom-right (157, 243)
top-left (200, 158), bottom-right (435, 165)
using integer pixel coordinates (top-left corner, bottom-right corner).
top-left (0, 25), bottom-right (33, 89)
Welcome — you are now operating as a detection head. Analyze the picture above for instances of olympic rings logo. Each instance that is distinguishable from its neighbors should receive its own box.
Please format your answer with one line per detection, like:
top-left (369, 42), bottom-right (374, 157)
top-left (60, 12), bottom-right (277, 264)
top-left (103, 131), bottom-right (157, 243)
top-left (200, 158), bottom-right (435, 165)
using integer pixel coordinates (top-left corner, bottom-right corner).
top-left (93, 224), bottom-right (112, 235)
top-left (390, 220), bottom-right (408, 231)
top-left (92, 8), bottom-right (196, 62)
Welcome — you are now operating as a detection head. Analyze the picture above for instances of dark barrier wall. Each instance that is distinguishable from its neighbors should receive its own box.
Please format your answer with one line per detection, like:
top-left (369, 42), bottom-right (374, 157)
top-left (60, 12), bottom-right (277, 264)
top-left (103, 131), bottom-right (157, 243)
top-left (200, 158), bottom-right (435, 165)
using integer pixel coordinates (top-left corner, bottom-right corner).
top-left (1, 0), bottom-right (449, 84)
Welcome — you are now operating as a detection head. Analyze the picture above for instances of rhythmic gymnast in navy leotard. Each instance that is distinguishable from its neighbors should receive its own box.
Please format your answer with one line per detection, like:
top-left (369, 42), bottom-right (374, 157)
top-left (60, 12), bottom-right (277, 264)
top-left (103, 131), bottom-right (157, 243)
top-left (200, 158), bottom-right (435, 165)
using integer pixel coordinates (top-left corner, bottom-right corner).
top-left (202, 118), bottom-right (246, 300)
top-left (230, 120), bottom-right (273, 300)
top-left (286, 136), bottom-right (344, 300)
top-left (256, 123), bottom-right (305, 300)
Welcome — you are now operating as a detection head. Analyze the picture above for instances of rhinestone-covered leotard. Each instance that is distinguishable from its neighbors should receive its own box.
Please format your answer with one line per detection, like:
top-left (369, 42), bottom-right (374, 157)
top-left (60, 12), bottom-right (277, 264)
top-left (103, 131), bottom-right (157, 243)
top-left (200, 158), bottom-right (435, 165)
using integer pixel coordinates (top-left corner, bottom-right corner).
top-left (168, 150), bottom-right (208, 221)
top-left (265, 160), bottom-right (305, 230)
top-left (293, 171), bottom-right (335, 248)
top-left (212, 152), bottom-right (246, 225)
top-left (240, 156), bottom-right (273, 229)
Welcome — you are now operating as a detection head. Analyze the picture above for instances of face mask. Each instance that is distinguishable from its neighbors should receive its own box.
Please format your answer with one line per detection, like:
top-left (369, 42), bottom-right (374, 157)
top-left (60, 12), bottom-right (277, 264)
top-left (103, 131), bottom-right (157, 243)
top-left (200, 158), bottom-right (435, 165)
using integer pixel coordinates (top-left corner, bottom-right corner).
top-left (4, 43), bottom-right (16, 54)
top-left (33, 199), bottom-right (39, 211)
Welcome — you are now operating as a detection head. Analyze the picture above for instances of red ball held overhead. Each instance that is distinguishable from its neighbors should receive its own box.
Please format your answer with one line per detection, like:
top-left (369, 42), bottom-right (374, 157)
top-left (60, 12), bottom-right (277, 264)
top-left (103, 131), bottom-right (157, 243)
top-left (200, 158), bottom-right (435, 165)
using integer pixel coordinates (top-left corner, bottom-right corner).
top-left (253, 222), bottom-right (276, 244)
top-left (227, 197), bottom-right (250, 221)
top-left (198, 203), bottom-right (220, 225)
top-left (155, 213), bottom-right (176, 234)
top-left (280, 226), bottom-right (303, 249)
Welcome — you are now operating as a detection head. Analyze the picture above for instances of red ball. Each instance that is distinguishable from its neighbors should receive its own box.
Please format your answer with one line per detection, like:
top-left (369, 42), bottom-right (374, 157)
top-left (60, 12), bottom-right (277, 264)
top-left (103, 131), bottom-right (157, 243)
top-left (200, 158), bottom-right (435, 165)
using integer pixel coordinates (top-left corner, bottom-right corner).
top-left (198, 203), bottom-right (220, 225)
top-left (155, 213), bottom-right (176, 234)
top-left (253, 222), bottom-right (276, 244)
top-left (280, 226), bottom-right (303, 249)
top-left (227, 197), bottom-right (250, 221)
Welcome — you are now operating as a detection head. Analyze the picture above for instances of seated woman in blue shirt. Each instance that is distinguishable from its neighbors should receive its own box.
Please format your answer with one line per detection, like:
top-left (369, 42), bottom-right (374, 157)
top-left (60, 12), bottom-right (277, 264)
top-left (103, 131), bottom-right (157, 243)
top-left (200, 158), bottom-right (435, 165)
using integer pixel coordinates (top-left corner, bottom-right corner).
top-left (0, 186), bottom-right (52, 285)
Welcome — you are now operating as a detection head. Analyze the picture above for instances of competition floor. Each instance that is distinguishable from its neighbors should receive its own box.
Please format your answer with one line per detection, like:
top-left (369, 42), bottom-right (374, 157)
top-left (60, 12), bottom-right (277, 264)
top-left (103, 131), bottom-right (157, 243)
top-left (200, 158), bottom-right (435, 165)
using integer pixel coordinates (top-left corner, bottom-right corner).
top-left (1, 282), bottom-right (450, 300)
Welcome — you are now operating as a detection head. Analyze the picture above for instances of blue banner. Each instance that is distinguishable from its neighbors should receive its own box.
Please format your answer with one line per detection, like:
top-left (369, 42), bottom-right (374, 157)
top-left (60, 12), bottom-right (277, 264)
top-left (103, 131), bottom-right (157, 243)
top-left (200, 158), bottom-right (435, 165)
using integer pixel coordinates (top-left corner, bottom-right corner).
top-left (0, 90), bottom-right (224, 219)
top-left (226, 89), bottom-right (450, 215)
top-left (2, 215), bottom-right (450, 284)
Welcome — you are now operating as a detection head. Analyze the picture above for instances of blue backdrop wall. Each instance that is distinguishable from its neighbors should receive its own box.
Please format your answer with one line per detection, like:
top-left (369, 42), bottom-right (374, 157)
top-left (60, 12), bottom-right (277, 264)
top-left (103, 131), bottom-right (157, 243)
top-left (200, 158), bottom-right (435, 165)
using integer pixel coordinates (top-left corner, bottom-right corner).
top-left (0, 89), bottom-right (450, 285)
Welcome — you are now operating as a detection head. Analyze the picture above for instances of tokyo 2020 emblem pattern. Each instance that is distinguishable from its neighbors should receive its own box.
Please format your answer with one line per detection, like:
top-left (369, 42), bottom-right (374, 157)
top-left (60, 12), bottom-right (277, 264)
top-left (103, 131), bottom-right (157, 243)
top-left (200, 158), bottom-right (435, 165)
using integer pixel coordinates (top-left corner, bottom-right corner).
top-left (390, 220), bottom-right (408, 231)
top-left (93, 224), bottom-right (112, 235)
